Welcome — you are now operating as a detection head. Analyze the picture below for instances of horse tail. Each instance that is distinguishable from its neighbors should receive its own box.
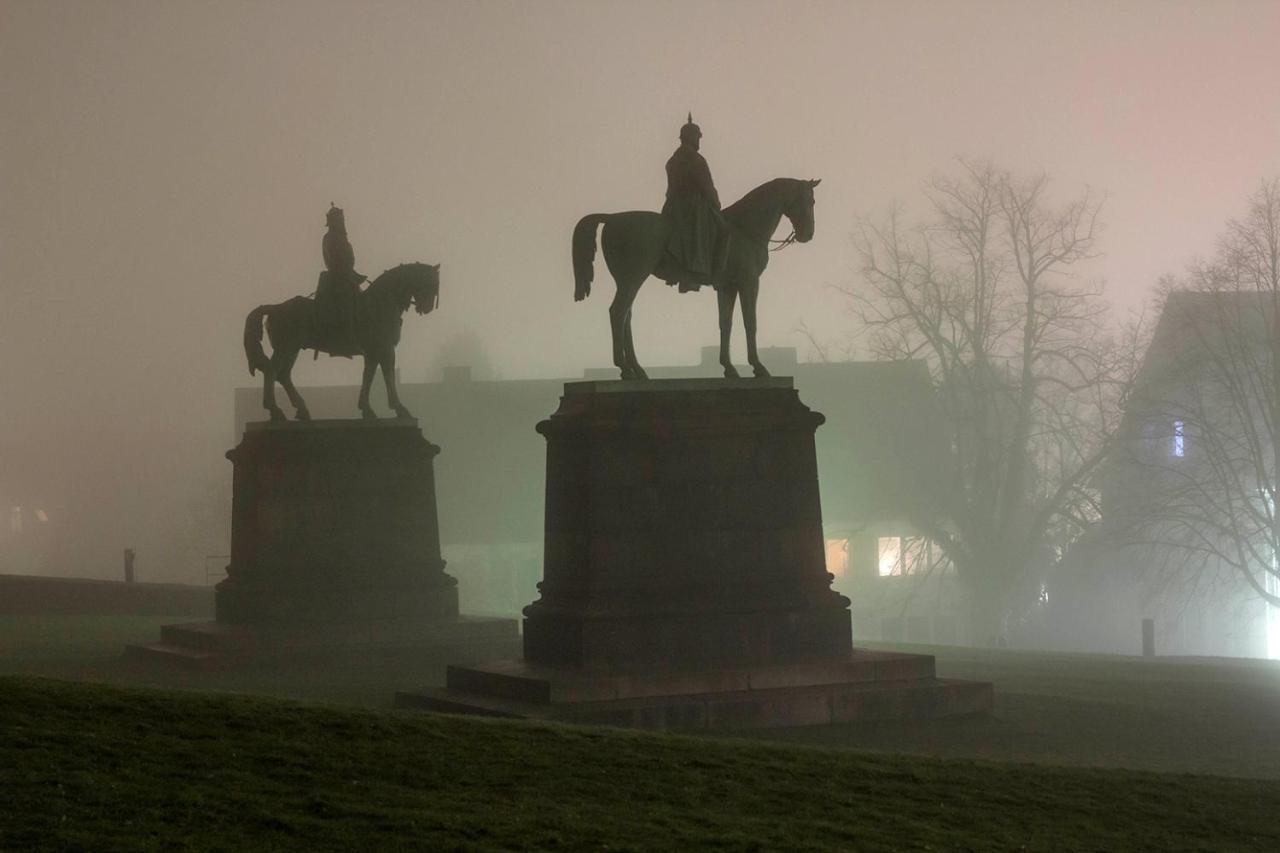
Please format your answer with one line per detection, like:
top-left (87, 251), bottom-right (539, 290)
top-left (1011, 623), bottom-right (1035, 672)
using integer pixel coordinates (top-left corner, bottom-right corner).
top-left (572, 213), bottom-right (609, 301)
top-left (244, 304), bottom-right (273, 376)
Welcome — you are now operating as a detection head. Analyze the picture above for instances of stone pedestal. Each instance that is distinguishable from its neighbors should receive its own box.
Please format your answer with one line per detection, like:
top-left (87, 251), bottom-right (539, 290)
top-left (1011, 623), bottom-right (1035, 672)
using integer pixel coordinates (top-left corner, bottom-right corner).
top-left (398, 380), bottom-right (991, 728)
top-left (524, 378), bottom-right (849, 670)
top-left (129, 419), bottom-right (517, 667)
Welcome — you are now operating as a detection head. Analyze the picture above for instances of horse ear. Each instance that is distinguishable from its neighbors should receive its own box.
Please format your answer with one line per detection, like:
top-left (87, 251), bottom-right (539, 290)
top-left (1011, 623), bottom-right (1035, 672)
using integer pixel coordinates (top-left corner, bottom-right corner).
top-left (433, 263), bottom-right (441, 271)
top-left (808, 179), bottom-right (821, 188)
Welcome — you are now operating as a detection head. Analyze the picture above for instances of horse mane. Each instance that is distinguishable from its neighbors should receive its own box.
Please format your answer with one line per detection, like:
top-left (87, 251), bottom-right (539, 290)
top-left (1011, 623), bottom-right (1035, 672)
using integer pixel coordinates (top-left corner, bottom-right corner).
top-left (366, 262), bottom-right (437, 299)
top-left (722, 178), bottom-right (799, 221)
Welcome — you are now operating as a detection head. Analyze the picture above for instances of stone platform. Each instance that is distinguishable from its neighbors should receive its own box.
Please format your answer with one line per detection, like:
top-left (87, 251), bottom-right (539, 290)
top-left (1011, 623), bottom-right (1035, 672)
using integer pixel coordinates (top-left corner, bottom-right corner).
top-left (129, 418), bottom-right (518, 667)
top-left (399, 379), bottom-right (992, 729)
top-left (128, 615), bottom-right (518, 670)
top-left (396, 651), bottom-right (992, 729)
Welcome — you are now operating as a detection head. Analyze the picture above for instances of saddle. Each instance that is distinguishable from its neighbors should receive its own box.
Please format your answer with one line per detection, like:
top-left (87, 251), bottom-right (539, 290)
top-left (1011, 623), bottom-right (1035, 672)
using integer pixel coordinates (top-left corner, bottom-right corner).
top-left (314, 270), bottom-right (365, 357)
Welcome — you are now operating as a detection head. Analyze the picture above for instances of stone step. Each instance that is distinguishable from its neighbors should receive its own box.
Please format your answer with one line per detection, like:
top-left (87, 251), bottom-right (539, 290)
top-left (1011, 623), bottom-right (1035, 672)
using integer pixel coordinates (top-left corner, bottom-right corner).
top-left (124, 642), bottom-right (225, 671)
top-left (396, 676), bottom-right (992, 730)
top-left (444, 649), bottom-right (937, 705)
top-left (134, 616), bottom-right (521, 668)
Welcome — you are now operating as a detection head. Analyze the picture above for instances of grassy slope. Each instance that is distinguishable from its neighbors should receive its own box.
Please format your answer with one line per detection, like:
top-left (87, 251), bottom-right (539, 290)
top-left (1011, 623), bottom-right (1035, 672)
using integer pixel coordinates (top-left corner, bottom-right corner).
top-left (730, 644), bottom-right (1280, 780)
top-left (3, 676), bottom-right (1279, 852)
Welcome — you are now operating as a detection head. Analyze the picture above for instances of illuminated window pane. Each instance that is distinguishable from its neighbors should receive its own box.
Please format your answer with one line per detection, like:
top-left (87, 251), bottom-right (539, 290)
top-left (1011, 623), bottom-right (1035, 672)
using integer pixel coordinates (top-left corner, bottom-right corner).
top-left (1172, 420), bottom-right (1185, 457)
top-left (878, 536), bottom-right (902, 577)
top-left (825, 538), bottom-right (849, 577)
top-left (902, 537), bottom-right (929, 575)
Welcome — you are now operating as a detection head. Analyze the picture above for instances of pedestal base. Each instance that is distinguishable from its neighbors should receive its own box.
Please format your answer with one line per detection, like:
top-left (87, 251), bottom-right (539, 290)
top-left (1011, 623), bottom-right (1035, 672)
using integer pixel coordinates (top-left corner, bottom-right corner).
top-left (395, 649), bottom-right (992, 729)
top-left (126, 615), bottom-right (519, 670)
top-left (398, 380), bottom-right (992, 728)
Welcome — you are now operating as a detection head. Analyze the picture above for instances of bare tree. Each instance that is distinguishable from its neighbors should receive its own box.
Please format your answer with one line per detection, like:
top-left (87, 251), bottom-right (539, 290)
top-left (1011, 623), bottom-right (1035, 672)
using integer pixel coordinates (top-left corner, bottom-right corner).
top-left (848, 160), bottom-right (1139, 643)
top-left (1119, 180), bottom-right (1280, 620)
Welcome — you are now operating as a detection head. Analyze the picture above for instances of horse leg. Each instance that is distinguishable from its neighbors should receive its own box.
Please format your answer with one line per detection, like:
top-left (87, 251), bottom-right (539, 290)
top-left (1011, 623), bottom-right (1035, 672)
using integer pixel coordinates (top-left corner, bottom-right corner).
top-left (381, 347), bottom-right (413, 419)
top-left (277, 347), bottom-right (311, 421)
top-left (608, 285), bottom-right (631, 378)
top-left (616, 279), bottom-right (647, 380)
top-left (622, 305), bottom-right (648, 381)
top-left (717, 287), bottom-right (740, 379)
top-left (261, 365), bottom-right (286, 422)
top-left (741, 279), bottom-right (769, 378)
top-left (358, 353), bottom-right (379, 419)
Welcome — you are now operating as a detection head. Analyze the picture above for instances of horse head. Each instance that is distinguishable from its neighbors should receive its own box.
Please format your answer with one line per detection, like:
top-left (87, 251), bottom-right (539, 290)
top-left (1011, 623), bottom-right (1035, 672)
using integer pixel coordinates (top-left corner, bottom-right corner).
top-left (785, 178), bottom-right (821, 243)
top-left (369, 262), bottom-right (441, 315)
top-left (410, 263), bottom-right (442, 315)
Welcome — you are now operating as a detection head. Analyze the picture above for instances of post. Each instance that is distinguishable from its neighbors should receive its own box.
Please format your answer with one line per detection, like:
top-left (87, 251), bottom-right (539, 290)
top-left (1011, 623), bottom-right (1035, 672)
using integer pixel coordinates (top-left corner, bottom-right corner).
top-left (1141, 618), bottom-right (1155, 657)
top-left (123, 548), bottom-right (136, 584)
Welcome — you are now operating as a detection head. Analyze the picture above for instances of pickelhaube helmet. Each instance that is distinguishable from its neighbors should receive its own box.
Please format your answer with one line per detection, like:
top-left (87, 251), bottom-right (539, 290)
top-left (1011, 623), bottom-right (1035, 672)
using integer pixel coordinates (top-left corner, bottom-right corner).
top-left (325, 203), bottom-right (345, 228)
top-left (679, 112), bottom-right (701, 142)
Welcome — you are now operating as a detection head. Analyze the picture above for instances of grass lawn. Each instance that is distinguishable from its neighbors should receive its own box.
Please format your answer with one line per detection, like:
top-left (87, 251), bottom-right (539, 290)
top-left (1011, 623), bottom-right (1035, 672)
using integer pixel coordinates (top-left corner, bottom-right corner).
top-left (0, 615), bottom-right (449, 707)
top-left (5, 616), bottom-right (1280, 782)
top-left (3, 675), bottom-right (1280, 852)
top-left (726, 643), bottom-right (1280, 780)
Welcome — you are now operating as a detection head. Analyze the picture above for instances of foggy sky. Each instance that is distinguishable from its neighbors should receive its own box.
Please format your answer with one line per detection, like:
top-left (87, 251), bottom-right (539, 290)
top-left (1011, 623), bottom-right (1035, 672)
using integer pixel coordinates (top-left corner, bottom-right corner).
top-left (2, 1), bottom-right (1279, 574)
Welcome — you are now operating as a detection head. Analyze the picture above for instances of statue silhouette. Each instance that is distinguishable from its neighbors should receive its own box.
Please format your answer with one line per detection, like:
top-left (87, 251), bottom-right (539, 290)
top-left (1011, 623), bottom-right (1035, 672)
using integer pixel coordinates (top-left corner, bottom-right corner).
top-left (573, 177), bottom-right (820, 380)
top-left (244, 262), bottom-right (441, 421)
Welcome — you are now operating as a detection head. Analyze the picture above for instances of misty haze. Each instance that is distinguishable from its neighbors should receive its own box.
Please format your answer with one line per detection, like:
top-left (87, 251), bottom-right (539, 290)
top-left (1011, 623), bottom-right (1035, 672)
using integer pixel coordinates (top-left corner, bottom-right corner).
top-left (3, 1), bottom-right (1280, 850)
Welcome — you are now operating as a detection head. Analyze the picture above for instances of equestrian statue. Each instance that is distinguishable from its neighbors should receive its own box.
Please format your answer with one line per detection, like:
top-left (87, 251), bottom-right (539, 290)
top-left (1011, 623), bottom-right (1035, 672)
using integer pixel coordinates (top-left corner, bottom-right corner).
top-left (243, 205), bottom-right (441, 421)
top-left (573, 114), bottom-right (819, 379)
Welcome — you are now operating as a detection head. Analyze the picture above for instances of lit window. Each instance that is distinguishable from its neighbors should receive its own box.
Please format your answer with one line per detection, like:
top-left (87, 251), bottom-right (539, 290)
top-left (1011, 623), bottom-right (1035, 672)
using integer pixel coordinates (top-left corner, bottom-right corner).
top-left (825, 538), bottom-right (849, 577)
top-left (1172, 420), bottom-right (1185, 457)
top-left (878, 536), bottom-right (901, 576)
top-left (879, 536), bottom-right (937, 577)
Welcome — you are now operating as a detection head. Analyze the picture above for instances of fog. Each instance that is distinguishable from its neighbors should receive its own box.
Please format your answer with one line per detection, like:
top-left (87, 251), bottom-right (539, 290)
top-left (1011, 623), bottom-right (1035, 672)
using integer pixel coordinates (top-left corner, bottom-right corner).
top-left (2, 0), bottom-right (1279, 584)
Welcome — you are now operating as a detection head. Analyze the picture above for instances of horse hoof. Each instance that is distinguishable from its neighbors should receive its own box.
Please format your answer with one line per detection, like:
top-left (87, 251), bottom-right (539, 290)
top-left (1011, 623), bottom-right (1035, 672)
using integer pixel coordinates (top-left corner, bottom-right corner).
top-left (269, 409), bottom-right (286, 423)
top-left (361, 409), bottom-right (378, 421)
top-left (295, 410), bottom-right (312, 422)
top-left (394, 408), bottom-right (413, 420)
top-left (723, 365), bottom-right (740, 379)
top-left (753, 365), bottom-right (771, 379)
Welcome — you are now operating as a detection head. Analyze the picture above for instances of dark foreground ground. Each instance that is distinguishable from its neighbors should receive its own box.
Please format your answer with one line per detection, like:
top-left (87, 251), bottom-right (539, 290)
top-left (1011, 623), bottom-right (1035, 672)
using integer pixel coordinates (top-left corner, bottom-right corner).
top-left (4, 615), bottom-right (1280, 779)
top-left (3, 675), bottom-right (1279, 852)
top-left (3, 615), bottom-right (1280, 849)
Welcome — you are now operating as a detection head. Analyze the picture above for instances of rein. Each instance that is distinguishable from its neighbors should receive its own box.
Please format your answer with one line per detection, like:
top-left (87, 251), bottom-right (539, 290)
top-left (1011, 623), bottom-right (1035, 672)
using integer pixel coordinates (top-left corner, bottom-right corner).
top-left (769, 230), bottom-right (797, 252)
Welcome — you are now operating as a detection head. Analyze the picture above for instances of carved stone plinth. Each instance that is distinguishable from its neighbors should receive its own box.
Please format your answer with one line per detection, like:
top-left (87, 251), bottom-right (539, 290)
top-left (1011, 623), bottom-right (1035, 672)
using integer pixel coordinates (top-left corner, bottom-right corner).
top-left (129, 419), bottom-right (517, 667)
top-left (217, 419), bottom-right (456, 625)
top-left (524, 378), bottom-right (849, 670)
top-left (398, 380), bottom-right (992, 728)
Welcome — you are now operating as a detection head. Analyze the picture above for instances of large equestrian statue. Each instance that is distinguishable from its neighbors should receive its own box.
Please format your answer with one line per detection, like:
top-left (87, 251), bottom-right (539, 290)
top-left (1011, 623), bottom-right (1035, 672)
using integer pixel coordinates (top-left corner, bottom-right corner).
top-left (243, 261), bottom-right (441, 421)
top-left (572, 175), bottom-right (819, 380)
top-left (573, 116), bottom-right (819, 379)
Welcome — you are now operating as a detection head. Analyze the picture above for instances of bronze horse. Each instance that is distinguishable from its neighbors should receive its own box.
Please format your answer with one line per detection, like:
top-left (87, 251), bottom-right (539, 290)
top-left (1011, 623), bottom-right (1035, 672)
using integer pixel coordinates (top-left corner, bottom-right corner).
top-left (572, 177), bottom-right (820, 379)
top-left (243, 262), bottom-right (440, 421)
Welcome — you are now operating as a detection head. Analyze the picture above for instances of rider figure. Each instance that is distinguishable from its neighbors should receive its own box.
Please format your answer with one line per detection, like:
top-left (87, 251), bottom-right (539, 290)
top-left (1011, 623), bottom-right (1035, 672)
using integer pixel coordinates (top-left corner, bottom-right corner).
top-left (318, 204), bottom-right (366, 357)
top-left (661, 113), bottom-right (729, 292)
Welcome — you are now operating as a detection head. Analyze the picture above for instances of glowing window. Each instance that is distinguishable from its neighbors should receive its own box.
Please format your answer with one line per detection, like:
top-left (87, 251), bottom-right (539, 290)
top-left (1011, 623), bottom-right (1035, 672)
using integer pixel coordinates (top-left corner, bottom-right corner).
top-left (877, 537), bottom-right (900, 576)
top-left (825, 538), bottom-right (849, 577)
top-left (1172, 420), bottom-right (1185, 457)
top-left (879, 536), bottom-right (935, 576)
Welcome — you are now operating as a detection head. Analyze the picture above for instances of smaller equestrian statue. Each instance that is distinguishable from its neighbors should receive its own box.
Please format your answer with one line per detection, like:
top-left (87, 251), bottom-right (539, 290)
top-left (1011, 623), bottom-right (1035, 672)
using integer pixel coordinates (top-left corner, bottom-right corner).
top-left (243, 259), bottom-right (441, 422)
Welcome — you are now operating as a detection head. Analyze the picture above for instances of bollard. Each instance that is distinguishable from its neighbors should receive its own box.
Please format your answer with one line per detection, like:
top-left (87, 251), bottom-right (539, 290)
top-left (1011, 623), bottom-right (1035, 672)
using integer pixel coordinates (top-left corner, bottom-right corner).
top-left (1142, 618), bottom-right (1155, 657)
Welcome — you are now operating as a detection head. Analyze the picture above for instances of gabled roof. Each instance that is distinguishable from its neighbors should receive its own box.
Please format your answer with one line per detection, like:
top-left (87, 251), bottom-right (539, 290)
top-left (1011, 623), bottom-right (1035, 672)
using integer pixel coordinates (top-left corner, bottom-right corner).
top-left (1136, 291), bottom-right (1274, 392)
